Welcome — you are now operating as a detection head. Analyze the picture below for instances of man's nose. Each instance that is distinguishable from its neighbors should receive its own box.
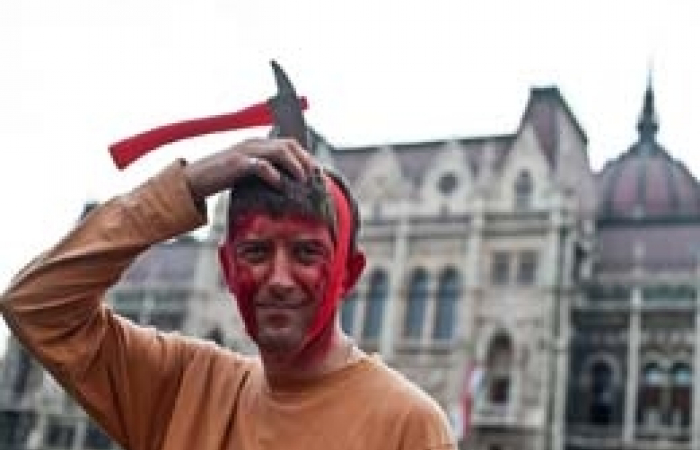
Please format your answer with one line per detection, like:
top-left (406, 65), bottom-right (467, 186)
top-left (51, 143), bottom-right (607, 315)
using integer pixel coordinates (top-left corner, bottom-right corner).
top-left (267, 249), bottom-right (295, 292)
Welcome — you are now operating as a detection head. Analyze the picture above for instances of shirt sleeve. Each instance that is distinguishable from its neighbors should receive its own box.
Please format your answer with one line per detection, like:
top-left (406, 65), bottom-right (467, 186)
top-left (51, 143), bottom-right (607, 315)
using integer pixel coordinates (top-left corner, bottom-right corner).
top-left (0, 161), bottom-right (208, 450)
top-left (401, 392), bottom-right (458, 450)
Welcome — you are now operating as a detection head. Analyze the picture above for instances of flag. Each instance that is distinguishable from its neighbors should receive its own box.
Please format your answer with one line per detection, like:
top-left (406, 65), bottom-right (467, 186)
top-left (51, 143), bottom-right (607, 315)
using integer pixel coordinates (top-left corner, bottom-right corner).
top-left (460, 362), bottom-right (484, 440)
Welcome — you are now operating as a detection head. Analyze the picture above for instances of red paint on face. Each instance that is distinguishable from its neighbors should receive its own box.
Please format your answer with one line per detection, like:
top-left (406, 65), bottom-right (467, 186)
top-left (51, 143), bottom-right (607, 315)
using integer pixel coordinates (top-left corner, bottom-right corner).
top-left (223, 213), bottom-right (335, 359)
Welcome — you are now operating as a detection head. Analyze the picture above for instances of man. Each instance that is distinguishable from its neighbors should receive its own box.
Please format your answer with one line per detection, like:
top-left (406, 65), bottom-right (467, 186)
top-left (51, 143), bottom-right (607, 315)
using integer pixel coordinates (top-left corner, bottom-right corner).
top-left (0, 135), bottom-right (456, 450)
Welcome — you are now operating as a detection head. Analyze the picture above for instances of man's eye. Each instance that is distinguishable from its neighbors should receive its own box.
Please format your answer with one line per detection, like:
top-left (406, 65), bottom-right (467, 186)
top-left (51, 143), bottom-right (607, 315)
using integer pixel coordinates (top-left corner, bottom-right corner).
top-left (294, 244), bottom-right (327, 263)
top-left (236, 245), bottom-right (269, 262)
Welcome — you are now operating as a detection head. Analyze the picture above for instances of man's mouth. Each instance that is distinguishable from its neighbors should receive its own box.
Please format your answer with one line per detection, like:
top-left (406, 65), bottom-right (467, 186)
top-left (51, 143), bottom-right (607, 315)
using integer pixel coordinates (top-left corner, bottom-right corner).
top-left (255, 300), bottom-right (307, 310)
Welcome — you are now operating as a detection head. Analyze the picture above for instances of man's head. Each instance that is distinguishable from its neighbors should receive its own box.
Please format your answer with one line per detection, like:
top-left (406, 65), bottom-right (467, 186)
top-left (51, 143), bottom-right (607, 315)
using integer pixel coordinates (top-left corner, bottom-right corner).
top-left (218, 168), bottom-right (365, 362)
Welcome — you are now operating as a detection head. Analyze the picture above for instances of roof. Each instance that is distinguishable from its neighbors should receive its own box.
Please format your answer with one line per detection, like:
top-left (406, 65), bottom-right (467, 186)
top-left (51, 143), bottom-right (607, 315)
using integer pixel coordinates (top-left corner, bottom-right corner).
top-left (596, 84), bottom-right (700, 220)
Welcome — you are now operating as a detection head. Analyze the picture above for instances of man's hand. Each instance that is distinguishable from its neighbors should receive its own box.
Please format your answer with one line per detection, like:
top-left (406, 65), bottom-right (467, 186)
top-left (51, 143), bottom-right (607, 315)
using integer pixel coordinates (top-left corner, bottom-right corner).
top-left (184, 138), bottom-right (316, 202)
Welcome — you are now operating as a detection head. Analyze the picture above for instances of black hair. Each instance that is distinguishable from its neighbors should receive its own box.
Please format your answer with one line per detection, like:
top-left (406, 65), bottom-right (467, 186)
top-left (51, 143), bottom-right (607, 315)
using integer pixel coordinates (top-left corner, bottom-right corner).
top-left (226, 167), bottom-right (361, 249)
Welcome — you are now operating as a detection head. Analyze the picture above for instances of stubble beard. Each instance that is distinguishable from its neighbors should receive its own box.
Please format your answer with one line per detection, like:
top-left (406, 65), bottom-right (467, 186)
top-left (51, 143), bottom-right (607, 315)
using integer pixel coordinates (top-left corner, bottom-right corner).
top-left (254, 306), bottom-right (312, 358)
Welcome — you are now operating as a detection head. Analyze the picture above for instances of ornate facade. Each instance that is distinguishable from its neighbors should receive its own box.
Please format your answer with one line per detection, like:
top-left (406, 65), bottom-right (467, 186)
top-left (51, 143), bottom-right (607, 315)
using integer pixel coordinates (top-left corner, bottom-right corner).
top-left (1, 83), bottom-right (697, 450)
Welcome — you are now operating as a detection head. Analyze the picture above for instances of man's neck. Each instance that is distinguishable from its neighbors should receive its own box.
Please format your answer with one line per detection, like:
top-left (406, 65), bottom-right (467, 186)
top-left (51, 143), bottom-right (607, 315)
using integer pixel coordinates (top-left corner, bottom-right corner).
top-left (262, 332), bottom-right (360, 386)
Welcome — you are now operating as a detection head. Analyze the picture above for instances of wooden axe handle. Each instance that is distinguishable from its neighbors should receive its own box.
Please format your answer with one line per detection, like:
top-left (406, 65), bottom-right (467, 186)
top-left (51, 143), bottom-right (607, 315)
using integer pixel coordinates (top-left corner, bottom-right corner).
top-left (109, 97), bottom-right (308, 169)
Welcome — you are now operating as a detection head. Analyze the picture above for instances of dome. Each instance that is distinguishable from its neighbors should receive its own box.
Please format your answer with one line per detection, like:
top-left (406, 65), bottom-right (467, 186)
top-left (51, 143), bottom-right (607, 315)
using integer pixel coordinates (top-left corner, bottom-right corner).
top-left (597, 85), bottom-right (700, 220)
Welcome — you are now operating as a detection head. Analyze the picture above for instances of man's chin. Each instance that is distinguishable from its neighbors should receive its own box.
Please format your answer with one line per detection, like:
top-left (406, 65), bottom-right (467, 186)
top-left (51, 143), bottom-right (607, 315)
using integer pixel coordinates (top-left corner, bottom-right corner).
top-left (254, 330), bottom-right (304, 356)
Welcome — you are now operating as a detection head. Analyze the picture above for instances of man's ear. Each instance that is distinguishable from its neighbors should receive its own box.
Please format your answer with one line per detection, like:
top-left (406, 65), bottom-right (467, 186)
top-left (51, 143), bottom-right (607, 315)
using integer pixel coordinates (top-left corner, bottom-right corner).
top-left (342, 249), bottom-right (366, 294)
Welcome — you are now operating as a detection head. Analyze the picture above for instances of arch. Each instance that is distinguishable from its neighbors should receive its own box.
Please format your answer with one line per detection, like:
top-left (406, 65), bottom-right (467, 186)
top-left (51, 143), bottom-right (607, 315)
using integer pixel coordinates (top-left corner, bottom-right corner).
top-left (486, 332), bottom-right (513, 405)
top-left (642, 362), bottom-right (666, 385)
top-left (671, 362), bottom-right (693, 386)
top-left (581, 353), bottom-right (621, 387)
top-left (514, 170), bottom-right (533, 210)
top-left (362, 269), bottom-right (389, 339)
top-left (433, 267), bottom-right (461, 340)
top-left (403, 268), bottom-right (430, 339)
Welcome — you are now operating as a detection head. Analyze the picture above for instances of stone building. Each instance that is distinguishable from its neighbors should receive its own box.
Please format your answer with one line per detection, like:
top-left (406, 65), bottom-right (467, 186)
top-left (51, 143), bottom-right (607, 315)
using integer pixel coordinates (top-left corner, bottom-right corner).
top-left (0, 82), bottom-right (697, 450)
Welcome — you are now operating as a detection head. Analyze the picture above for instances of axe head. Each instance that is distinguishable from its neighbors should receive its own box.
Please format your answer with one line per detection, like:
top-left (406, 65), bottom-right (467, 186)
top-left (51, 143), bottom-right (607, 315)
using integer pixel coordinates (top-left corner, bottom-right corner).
top-left (266, 60), bottom-right (337, 238)
top-left (267, 60), bottom-right (312, 152)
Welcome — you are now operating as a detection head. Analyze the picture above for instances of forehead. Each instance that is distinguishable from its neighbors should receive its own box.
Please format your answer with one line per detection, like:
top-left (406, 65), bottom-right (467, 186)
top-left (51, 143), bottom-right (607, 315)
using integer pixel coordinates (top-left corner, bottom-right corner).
top-left (231, 212), bottom-right (333, 242)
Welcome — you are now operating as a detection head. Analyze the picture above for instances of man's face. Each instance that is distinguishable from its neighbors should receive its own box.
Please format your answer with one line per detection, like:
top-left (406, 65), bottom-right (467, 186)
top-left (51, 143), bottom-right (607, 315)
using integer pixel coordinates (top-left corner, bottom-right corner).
top-left (226, 213), bottom-right (335, 355)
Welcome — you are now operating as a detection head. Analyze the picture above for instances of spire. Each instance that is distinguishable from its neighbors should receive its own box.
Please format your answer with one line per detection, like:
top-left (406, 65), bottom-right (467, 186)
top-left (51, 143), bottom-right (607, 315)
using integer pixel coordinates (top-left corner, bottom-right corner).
top-left (637, 71), bottom-right (659, 141)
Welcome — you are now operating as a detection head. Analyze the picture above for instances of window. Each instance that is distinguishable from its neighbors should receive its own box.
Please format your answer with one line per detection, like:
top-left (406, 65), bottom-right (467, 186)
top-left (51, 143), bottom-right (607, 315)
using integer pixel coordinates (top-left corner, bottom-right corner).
top-left (670, 364), bottom-right (692, 428)
top-left (341, 290), bottom-right (359, 335)
top-left (404, 269), bottom-right (429, 339)
top-left (514, 170), bottom-right (533, 210)
top-left (638, 363), bottom-right (665, 427)
top-left (487, 333), bottom-right (513, 405)
top-left (148, 312), bottom-right (184, 331)
top-left (84, 421), bottom-right (112, 449)
top-left (438, 172), bottom-right (459, 195)
top-left (491, 252), bottom-right (510, 285)
top-left (362, 270), bottom-right (389, 340)
top-left (637, 361), bottom-right (693, 429)
top-left (516, 251), bottom-right (538, 285)
top-left (589, 361), bottom-right (614, 425)
top-left (45, 416), bottom-right (75, 448)
top-left (433, 267), bottom-right (460, 340)
top-left (0, 411), bottom-right (36, 447)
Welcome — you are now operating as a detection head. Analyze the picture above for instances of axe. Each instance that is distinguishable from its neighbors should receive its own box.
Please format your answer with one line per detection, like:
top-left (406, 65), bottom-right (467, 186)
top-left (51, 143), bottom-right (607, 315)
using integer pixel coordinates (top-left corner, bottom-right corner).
top-left (109, 60), bottom-right (309, 169)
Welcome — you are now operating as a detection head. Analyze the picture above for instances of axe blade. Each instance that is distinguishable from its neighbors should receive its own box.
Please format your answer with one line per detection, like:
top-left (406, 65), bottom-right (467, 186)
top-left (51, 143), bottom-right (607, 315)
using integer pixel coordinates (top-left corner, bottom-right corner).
top-left (268, 60), bottom-right (311, 152)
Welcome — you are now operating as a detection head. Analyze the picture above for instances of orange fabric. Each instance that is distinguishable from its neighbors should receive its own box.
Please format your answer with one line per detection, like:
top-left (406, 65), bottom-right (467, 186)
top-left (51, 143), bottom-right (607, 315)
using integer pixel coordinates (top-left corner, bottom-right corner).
top-left (0, 161), bottom-right (456, 450)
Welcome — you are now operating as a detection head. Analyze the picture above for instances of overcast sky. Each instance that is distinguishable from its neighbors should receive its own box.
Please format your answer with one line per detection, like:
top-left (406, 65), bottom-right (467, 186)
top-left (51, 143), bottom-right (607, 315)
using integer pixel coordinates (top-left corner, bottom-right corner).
top-left (1, 1), bottom-right (698, 353)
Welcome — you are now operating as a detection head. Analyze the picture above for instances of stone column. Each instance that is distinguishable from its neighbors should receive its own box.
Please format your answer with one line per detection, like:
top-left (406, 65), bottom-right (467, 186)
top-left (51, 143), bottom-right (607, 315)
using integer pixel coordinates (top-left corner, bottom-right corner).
top-left (453, 198), bottom-right (484, 448)
top-left (72, 416), bottom-right (87, 450)
top-left (543, 203), bottom-right (563, 450)
top-left (552, 282), bottom-right (571, 450)
top-left (550, 213), bottom-right (573, 450)
top-left (463, 197), bottom-right (484, 353)
top-left (624, 287), bottom-right (641, 443)
top-left (380, 201), bottom-right (410, 359)
top-left (25, 411), bottom-right (46, 450)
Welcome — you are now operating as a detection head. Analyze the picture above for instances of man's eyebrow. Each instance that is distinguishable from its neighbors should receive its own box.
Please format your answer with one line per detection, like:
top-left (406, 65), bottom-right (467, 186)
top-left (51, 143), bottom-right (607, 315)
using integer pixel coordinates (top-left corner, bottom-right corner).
top-left (234, 237), bottom-right (269, 247)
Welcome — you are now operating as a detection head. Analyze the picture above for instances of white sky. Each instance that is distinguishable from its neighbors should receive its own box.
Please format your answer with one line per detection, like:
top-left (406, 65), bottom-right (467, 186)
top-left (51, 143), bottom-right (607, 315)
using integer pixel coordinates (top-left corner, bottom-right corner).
top-left (1, 1), bottom-right (699, 354)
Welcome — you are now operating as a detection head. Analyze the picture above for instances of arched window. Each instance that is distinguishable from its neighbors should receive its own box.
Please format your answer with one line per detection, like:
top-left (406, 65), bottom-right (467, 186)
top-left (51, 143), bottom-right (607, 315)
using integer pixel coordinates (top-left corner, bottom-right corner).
top-left (403, 269), bottom-right (429, 339)
top-left (670, 363), bottom-right (692, 428)
top-left (341, 290), bottom-right (359, 335)
top-left (638, 362), bottom-right (665, 427)
top-left (362, 269), bottom-right (389, 340)
top-left (514, 170), bottom-right (533, 210)
top-left (589, 360), bottom-right (614, 425)
top-left (487, 333), bottom-right (513, 405)
top-left (433, 267), bottom-right (460, 340)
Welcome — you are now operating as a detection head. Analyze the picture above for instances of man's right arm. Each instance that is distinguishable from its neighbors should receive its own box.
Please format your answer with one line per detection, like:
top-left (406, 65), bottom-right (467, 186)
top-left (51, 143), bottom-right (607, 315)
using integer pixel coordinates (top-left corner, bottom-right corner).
top-left (0, 161), bottom-right (207, 449)
top-left (0, 138), bottom-right (315, 449)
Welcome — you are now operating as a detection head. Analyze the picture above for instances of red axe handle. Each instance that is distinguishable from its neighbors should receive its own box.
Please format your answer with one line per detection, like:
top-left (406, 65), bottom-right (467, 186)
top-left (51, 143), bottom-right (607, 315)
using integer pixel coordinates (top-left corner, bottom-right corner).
top-left (109, 97), bottom-right (308, 169)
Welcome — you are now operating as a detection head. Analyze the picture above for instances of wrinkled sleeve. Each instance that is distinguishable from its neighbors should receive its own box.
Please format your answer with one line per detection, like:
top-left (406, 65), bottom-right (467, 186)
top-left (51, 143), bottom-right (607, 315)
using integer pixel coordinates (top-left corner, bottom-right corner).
top-left (0, 161), bottom-right (207, 450)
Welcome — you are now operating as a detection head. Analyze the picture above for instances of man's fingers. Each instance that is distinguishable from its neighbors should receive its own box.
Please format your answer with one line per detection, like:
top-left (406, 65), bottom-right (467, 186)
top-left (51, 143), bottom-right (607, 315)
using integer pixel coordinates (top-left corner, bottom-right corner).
top-left (234, 137), bottom-right (317, 185)
top-left (265, 139), bottom-right (312, 182)
top-left (247, 156), bottom-right (282, 188)
top-left (285, 139), bottom-right (316, 179)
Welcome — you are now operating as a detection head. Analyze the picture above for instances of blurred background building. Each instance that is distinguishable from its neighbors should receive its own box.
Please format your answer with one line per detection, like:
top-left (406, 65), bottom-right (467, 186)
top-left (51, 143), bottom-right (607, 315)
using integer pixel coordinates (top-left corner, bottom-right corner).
top-left (1, 82), bottom-right (698, 450)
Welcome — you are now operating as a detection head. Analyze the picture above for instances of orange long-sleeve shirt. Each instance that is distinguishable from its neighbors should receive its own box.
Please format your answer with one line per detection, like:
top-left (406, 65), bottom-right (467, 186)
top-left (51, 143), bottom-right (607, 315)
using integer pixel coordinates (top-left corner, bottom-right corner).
top-left (1, 162), bottom-right (456, 450)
